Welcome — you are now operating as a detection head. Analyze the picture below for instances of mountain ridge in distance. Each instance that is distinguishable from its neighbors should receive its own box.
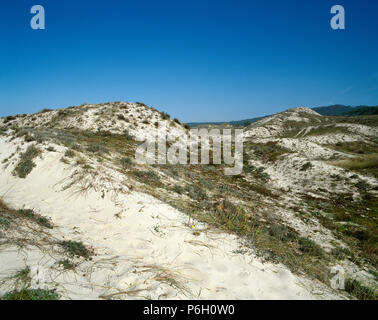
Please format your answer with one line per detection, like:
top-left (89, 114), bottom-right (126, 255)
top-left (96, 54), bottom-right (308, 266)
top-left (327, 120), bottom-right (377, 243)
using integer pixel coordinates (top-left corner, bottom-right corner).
top-left (187, 104), bottom-right (378, 127)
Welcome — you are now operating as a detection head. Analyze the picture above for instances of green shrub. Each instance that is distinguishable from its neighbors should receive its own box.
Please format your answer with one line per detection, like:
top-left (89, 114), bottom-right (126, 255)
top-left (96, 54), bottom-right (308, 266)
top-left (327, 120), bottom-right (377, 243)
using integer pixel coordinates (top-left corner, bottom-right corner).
top-left (4, 116), bottom-right (16, 123)
top-left (300, 162), bottom-right (313, 171)
top-left (87, 143), bottom-right (109, 154)
top-left (268, 224), bottom-right (298, 243)
top-left (345, 278), bottom-right (376, 300)
top-left (17, 209), bottom-right (53, 229)
top-left (209, 200), bottom-right (251, 236)
top-left (120, 157), bottom-right (132, 168)
top-left (39, 108), bottom-right (53, 113)
top-left (298, 237), bottom-right (325, 257)
top-left (64, 149), bottom-right (75, 158)
top-left (14, 145), bottom-right (41, 178)
top-left (187, 185), bottom-right (207, 201)
top-left (161, 112), bottom-right (170, 120)
top-left (172, 185), bottom-right (185, 194)
top-left (133, 170), bottom-right (160, 182)
top-left (1, 289), bottom-right (59, 300)
top-left (58, 259), bottom-right (75, 270)
top-left (59, 240), bottom-right (93, 259)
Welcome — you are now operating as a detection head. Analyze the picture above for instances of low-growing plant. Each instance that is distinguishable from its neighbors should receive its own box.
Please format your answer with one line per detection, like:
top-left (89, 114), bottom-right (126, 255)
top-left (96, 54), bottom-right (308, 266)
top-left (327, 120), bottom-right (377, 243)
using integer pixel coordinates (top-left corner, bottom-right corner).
top-left (120, 156), bottom-right (132, 168)
top-left (1, 289), bottom-right (59, 300)
top-left (344, 278), bottom-right (376, 300)
top-left (268, 224), bottom-right (299, 243)
top-left (297, 237), bottom-right (325, 257)
top-left (87, 143), bottom-right (109, 154)
top-left (124, 129), bottom-right (133, 140)
top-left (161, 112), bottom-right (170, 120)
top-left (300, 162), bottom-right (313, 171)
top-left (17, 209), bottom-right (53, 229)
top-left (59, 240), bottom-right (93, 259)
top-left (64, 149), bottom-right (75, 158)
top-left (58, 259), bottom-right (75, 270)
top-left (187, 185), bottom-right (207, 202)
top-left (208, 200), bottom-right (252, 236)
top-left (172, 185), bottom-right (185, 194)
top-left (14, 145), bottom-right (41, 178)
top-left (133, 170), bottom-right (160, 182)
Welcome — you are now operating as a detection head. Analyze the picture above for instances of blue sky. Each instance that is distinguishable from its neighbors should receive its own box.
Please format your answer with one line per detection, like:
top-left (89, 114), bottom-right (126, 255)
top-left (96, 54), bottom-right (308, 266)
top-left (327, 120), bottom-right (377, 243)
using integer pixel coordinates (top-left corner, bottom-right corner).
top-left (1, 0), bottom-right (378, 122)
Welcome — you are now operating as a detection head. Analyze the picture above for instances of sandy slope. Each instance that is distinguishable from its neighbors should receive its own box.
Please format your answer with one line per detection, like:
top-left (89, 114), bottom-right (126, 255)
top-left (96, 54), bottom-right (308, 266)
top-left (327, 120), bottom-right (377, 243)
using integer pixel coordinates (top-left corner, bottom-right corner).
top-left (0, 136), bottom-right (341, 299)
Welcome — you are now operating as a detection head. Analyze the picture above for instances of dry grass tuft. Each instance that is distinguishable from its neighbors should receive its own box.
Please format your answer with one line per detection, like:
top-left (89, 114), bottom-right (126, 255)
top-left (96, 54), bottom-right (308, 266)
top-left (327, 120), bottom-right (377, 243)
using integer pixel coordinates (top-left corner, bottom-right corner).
top-left (331, 154), bottom-right (378, 171)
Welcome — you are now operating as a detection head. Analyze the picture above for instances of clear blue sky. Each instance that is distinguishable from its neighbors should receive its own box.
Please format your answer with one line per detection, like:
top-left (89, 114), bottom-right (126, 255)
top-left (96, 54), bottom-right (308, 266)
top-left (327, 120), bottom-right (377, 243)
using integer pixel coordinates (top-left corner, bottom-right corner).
top-left (1, 0), bottom-right (378, 122)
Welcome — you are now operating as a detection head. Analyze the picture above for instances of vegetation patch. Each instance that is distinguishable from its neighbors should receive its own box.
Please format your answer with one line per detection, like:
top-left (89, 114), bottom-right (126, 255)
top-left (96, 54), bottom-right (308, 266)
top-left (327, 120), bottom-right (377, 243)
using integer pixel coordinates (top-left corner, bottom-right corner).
top-left (17, 209), bottom-right (53, 229)
top-left (330, 154), bottom-right (378, 178)
top-left (120, 156), bottom-right (132, 169)
top-left (247, 142), bottom-right (291, 162)
top-left (344, 278), bottom-right (377, 300)
top-left (59, 240), bottom-right (93, 259)
top-left (1, 289), bottom-right (59, 300)
top-left (13, 145), bottom-right (41, 178)
top-left (300, 161), bottom-right (313, 171)
top-left (132, 169), bottom-right (162, 187)
top-left (58, 259), bottom-right (76, 270)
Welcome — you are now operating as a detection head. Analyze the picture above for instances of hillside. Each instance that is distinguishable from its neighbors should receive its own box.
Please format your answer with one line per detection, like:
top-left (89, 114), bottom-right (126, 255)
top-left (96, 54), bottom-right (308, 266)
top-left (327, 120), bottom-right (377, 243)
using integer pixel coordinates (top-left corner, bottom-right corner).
top-left (187, 104), bottom-right (378, 127)
top-left (0, 102), bottom-right (377, 300)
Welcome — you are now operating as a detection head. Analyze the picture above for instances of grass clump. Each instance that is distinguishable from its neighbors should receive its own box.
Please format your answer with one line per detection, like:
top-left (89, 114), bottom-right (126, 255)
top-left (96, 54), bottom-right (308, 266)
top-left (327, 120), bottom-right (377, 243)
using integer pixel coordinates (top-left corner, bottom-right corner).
top-left (172, 185), bottom-right (185, 194)
top-left (120, 156), bottom-right (132, 169)
top-left (344, 278), bottom-right (377, 300)
top-left (187, 185), bottom-right (207, 202)
top-left (333, 154), bottom-right (378, 170)
top-left (87, 143), bottom-right (109, 155)
top-left (210, 200), bottom-right (251, 236)
top-left (17, 209), bottom-right (53, 229)
top-left (247, 142), bottom-right (291, 162)
top-left (297, 237), bottom-right (325, 257)
top-left (330, 154), bottom-right (378, 178)
top-left (132, 170), bottom-right (161, 185)
top-left (64, 149), bottom-right (75, 158)
top-left (300, 162), bottom-right (313, 171)
top-left (14, 267), bottom-right (31, 283)
top-left (161, 112), bottom-right (170, 120)
top-left (58, 259), bottom-right (76, 270)
top-left (1, 289), bottom-right (59, 300)
top-left (268, 224), bottom-right (299, 243)
top-left (59, 240), bottom-right (93, 259)
top-left (1, 266), bottom-right (59, 300)
top-left (14, 145), bottom-right (41, 178)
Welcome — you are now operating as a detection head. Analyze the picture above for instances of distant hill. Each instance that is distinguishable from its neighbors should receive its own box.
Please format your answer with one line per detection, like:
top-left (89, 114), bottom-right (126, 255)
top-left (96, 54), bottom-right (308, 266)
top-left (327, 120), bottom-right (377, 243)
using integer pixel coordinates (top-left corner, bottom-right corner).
top-left (186, 104), bottom-right (378, 127)
top-left (312, 105), bottom-right (354, 116)
top-left (313, 104), bottom-right (378, 116)
top-left (344, 106), bottom-right (378, 116)
top-left (186, 116), bottom-right (265, 128)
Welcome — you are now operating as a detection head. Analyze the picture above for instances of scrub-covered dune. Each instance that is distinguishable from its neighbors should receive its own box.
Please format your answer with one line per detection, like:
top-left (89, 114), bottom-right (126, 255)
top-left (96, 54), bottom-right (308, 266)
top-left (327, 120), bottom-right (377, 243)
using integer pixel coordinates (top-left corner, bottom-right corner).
top-left (0, 102), bottom-right (376, 299)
